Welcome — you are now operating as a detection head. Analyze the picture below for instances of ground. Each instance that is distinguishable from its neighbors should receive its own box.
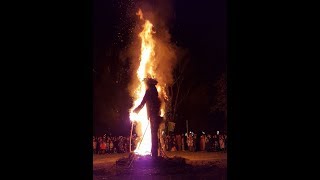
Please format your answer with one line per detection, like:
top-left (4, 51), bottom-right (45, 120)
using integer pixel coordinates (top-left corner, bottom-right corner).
top-left (93, 151), bottom-right (227, 179)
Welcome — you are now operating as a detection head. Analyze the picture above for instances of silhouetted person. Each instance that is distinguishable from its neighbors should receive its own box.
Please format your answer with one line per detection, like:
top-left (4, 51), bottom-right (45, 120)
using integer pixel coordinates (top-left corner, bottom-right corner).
top-left (133, 78), bottom-right (161, 158)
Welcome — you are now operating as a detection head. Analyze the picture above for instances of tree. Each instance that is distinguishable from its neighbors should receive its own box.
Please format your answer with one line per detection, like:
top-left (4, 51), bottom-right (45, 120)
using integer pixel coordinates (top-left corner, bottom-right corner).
top-left (210, 73), bottom-right (227, 129)
top-left (94, 46), bottom-right (131, 131)
top-left (165, 51), bottom-right (191, 122)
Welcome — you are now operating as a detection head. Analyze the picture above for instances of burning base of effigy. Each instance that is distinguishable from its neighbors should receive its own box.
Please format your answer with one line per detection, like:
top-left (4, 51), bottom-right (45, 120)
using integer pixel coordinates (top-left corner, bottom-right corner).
top-left (116, 152), bottom-right (187, 169)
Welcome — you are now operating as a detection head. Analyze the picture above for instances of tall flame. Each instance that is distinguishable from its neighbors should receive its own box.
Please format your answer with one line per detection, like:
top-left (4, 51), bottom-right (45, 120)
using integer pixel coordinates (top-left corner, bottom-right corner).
top-left (129, 9), bottom-right (157, 156)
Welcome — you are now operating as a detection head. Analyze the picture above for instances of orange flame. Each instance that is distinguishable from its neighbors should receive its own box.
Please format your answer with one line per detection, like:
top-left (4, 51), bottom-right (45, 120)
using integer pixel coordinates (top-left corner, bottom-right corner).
top-left (130, 9), bottom-right (169, 156)
top-left (136, 9), bottom-right (144, 20)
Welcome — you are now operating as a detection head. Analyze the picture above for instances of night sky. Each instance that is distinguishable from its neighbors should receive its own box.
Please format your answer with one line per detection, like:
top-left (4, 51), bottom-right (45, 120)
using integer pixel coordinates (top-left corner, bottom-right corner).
top-left (93, 0), bottom-right (226, 136)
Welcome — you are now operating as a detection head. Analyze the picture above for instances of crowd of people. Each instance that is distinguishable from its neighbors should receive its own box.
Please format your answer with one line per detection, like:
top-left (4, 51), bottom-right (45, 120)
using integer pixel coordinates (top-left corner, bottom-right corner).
top-left (160, 132), bottom-right (227, 153)
top-left (93, 135), bottom-right (131, 154)
top-left (93, 131), bottom-right (227, 154)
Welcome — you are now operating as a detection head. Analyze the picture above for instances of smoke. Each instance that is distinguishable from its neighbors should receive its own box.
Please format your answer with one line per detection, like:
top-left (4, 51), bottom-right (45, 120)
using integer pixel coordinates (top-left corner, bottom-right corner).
top-left (117, 0), bottom-right (183, 148)
top-left (124, 0), bottom-right (178, 94)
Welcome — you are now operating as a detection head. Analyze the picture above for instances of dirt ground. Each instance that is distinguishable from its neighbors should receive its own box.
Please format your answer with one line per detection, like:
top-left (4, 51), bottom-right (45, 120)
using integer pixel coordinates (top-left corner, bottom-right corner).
top-left (93, 151), bottom-right (227, 179)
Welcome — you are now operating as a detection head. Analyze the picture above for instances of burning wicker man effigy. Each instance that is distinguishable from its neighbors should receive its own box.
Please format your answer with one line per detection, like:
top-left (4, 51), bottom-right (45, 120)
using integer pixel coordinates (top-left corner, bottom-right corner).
top-left (133, 78), bottom-right (163, 158)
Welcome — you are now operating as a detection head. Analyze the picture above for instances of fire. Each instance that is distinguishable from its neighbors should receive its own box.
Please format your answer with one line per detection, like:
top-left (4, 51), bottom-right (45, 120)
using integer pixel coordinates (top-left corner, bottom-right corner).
top-left (129, 9), bottom-right (157, 156)
top-left (136, 9), bottom-right (144, 20)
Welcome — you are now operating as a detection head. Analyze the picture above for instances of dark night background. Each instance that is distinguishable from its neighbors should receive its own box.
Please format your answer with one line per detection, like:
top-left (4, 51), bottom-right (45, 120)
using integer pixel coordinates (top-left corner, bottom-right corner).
top-left (2, 0), bottom-right (313, 179)
top-left (93, 0), bottom-right (226, 136)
